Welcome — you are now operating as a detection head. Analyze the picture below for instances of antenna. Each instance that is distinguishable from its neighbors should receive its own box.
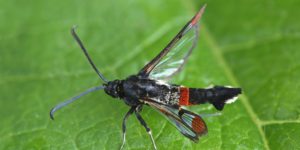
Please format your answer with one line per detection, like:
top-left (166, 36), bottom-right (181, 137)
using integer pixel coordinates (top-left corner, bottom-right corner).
top-left (71, 26), bottom-right (108, 83)
top-left (50, 85), bottom-right (105, 120)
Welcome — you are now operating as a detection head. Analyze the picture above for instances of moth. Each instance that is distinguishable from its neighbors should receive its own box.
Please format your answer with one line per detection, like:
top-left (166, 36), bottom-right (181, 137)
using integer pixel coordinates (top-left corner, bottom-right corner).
top-left (50, 5), bottom-right (242, 150)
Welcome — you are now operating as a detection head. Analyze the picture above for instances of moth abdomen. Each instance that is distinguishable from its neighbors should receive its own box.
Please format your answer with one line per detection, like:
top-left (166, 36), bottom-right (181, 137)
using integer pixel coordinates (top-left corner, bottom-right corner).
top-left (178, 86), bottom-right (242, 110)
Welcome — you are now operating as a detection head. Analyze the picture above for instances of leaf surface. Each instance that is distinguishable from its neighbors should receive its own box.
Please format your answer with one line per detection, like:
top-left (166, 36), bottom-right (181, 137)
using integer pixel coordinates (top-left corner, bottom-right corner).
top-left (0, 0), bottom-right (299, 149)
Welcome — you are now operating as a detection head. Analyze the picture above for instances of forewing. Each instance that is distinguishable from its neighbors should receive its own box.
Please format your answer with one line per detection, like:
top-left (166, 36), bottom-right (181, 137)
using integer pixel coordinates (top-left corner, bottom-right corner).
top-left (149, 23), bottom-right (198, 80)
top-left (146, 101), bottom-right (207, 142)
top-left (138, 5), bottom-right (206, 80)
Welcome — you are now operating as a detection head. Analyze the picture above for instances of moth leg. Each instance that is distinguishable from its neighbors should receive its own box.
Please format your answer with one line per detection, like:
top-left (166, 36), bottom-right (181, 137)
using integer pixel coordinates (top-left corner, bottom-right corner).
top-left (199, 112), bottom-right (222, 118)
top-left (120, 106), bottom-right (136, 150)
top-left (179, 108), bottom-right (221, 118)
top-left (135, 105), bottom-right (157, 150)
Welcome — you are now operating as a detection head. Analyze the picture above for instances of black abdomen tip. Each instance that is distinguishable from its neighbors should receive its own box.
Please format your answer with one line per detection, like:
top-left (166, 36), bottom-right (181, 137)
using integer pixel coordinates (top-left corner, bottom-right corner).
top-left (211, 86), bottom-right (242, 110)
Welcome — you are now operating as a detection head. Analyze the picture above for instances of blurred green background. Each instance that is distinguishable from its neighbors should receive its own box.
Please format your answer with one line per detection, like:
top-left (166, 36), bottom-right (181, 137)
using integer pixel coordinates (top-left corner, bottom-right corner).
top-left (1, 0), bottom-right (300, 149)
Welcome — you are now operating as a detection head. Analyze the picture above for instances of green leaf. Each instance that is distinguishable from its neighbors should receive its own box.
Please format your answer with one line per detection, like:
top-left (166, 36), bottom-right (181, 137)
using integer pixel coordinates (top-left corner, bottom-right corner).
top-left (0, 0), bottom-right (299, 149)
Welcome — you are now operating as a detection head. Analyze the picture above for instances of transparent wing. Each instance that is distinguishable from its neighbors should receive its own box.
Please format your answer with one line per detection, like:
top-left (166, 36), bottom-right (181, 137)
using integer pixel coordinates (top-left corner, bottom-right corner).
top-left (145, 101), bottom-right (207, 142)
top-left (149, 24), bottom-right (198, 80)
top-left (138, 5), bottom-right (206, 80)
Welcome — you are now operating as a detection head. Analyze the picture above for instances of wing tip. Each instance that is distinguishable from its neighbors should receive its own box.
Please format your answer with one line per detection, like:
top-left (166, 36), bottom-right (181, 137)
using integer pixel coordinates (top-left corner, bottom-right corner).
top-left (191, 4), bottom-right (207, 26)
top-left (191, 115), bottom-right (208, 134)
top-left (191, 116), bottom-right (208, 143)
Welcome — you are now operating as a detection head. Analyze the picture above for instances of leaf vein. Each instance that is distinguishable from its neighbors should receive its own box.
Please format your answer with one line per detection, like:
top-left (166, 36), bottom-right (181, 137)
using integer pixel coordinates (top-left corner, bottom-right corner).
top-left (202, 26), bottom-right (271, 150)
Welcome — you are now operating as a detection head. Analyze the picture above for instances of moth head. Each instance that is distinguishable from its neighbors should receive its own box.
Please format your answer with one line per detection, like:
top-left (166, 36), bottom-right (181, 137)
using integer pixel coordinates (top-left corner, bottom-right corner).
top-left (104, 80), bottom-right (122, 98)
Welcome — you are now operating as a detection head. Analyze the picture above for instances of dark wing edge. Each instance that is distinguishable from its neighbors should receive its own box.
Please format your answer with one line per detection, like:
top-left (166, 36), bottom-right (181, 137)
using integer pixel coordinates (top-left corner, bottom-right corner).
top-left (145, 101), bottom-right (207, 142)
top-left (138, 5), bottom-right (206, 78)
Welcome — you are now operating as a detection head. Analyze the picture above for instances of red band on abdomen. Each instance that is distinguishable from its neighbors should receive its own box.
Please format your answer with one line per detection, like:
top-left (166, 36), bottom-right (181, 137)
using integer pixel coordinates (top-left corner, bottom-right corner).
top-left (179, 87), bottom-right (190, 105)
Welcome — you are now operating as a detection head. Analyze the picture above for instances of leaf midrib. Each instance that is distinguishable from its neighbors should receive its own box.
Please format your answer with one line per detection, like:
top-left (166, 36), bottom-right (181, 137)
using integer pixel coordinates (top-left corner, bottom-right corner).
top-left (182, 1), bottom-right (273, 147)
top-left (202, 26), bottom-right (271, 150)
top-left (2, 2), bottom-right (300, 149)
